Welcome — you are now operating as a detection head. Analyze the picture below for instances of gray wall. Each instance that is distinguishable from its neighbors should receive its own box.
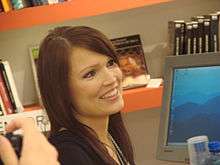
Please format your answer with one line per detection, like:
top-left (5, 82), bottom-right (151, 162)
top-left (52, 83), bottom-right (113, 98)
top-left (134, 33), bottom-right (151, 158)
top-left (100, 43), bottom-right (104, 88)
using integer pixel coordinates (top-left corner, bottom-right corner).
top-left (123, 109), bottom-right (185, 165)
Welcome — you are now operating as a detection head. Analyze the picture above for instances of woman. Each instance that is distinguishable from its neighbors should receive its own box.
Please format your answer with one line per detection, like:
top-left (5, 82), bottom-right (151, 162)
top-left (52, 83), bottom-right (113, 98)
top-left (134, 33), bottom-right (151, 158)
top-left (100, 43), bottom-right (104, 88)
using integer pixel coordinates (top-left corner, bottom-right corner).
top-left (37, 26), bottom-right (135, 165)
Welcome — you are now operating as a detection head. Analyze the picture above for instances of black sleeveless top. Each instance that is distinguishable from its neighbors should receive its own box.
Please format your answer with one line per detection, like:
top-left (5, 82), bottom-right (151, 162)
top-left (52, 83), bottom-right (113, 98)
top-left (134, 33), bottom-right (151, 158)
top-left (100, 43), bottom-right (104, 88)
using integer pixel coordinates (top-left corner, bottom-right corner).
top-left (48, 130), bottom-right (127, 165)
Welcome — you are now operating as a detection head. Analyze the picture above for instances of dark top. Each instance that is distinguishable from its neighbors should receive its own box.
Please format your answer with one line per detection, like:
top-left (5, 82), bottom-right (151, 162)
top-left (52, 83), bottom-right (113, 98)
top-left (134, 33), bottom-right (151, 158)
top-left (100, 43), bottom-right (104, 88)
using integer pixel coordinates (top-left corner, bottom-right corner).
top-left (49, 130), bottom-right (112, 165)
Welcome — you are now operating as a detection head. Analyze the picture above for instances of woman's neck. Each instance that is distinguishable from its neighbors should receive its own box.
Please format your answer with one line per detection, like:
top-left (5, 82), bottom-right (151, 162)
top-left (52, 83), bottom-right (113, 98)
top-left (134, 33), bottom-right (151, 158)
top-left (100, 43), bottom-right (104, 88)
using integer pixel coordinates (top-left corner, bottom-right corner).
top-left (75, 114), bottom-right (110, 144)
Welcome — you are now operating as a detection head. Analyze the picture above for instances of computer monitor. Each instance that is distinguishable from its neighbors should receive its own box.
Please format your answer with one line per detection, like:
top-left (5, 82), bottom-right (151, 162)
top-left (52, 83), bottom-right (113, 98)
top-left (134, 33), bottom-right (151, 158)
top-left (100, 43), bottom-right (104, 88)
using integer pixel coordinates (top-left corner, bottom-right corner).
top-left (157, 53), bottom-right (220, 163)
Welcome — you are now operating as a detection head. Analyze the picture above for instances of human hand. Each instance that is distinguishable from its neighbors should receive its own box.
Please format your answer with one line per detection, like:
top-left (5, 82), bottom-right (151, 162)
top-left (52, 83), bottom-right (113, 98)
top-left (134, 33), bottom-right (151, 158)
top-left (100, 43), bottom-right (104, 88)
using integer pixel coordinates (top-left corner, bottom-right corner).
top-left (0, 117), bottom-right (60, 165)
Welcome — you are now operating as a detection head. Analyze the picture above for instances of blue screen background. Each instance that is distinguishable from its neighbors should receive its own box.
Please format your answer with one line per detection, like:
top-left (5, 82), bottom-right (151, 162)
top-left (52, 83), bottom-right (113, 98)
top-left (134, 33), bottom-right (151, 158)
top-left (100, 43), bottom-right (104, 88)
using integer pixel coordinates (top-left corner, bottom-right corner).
top-left (167, 66), bottom-right (220, 144)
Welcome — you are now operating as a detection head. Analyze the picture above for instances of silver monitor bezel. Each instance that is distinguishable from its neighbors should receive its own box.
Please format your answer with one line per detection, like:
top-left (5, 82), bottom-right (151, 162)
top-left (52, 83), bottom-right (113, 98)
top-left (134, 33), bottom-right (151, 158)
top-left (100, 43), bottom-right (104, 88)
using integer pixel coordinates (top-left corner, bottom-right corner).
top-left (157, 53), bottom-right (220, 162)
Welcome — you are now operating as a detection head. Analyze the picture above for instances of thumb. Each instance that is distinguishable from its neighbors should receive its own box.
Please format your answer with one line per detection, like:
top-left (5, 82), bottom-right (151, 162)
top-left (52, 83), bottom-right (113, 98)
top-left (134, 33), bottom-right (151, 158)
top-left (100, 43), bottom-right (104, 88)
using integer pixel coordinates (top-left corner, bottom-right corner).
top-left (0, 135), bottom-right (18, 165)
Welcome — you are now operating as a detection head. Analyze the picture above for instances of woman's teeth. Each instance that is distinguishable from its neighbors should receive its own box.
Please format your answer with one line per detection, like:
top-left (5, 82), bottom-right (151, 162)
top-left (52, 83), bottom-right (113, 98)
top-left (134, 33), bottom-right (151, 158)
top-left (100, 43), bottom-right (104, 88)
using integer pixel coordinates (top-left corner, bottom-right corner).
top-left (101, 89), bottom-right (118, 99)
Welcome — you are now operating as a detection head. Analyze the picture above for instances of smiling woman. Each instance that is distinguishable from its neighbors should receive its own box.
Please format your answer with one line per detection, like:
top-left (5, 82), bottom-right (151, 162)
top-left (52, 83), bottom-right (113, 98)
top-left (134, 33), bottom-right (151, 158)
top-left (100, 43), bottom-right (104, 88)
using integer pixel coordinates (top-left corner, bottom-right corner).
top-left (69, 47), bottom-right (124, 118)
top-left (37, 26), bottom-right (135, 165)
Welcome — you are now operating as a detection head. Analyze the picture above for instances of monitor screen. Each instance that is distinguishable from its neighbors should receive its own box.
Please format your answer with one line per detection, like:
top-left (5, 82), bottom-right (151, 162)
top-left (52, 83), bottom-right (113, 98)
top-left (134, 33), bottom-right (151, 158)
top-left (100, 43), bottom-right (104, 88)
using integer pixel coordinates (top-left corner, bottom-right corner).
top-left (157, 53), bottom-right (220, 163)
top-left (168, 66), bottom-right (220, 145)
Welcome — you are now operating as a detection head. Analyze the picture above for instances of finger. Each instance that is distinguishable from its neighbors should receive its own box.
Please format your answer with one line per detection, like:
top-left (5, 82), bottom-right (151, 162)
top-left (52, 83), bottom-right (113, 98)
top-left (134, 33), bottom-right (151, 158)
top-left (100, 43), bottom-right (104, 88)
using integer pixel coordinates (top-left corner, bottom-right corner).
top-left (6, 117), bottom-right (38, 136)
top-left (0, 135), bottom-right (18, 165)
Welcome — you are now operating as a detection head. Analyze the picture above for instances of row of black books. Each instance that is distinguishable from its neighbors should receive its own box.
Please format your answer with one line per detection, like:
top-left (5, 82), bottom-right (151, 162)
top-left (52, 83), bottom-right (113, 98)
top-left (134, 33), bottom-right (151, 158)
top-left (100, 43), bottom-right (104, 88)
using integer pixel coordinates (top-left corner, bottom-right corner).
top-left (0, 0), bottom-right (66, 13)
top-left (0, 60), bottom-right (23, 116)
top-left (168, 11), bottom-right (220, 56)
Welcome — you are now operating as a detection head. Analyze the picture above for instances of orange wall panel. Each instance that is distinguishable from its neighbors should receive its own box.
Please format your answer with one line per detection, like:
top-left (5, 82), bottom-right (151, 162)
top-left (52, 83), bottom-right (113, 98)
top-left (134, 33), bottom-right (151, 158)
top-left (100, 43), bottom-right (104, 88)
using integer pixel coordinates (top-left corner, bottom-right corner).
top-left (0, 0), bottom-right (172, 31)
top-left (122, 86), bottom-right (163, 112)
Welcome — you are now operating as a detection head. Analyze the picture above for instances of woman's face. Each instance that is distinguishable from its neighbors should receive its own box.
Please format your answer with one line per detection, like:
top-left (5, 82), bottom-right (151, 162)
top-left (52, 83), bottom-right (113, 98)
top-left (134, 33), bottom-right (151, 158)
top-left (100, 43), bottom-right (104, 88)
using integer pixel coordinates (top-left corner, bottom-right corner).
top-left (69, 47), bottom-right (124, 117)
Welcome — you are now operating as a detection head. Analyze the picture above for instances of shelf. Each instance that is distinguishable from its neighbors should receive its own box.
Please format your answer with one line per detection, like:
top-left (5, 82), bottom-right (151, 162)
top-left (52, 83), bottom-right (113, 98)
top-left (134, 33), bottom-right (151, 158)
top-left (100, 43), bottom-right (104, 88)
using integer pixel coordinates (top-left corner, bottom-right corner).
top-left (23, 86), bottom-right (163, 113)
top-left (0, 0), bottom-right (172, 32)
top-left (122, 86), bottom-right (163, 112)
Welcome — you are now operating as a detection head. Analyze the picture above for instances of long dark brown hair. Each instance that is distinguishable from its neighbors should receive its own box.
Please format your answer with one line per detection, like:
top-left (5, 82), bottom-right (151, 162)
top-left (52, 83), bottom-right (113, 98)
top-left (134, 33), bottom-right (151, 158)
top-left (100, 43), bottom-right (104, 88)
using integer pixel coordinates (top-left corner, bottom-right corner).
top-left (37, 26), bottom-right (135, 165)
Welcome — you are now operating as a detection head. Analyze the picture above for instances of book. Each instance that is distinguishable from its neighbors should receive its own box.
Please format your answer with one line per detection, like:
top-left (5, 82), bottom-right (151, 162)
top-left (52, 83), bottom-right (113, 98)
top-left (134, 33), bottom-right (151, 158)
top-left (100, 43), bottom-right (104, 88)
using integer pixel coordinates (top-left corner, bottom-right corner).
top-left (111, 34), bottom-right (150, 89)
top-left (185, 22), bottom-right (193, 54)
top-left (203, 19), bottom-right (211, 52)
top-left (0, 96), bottom-right (6, 116)
top-left (205, 14), bottom-right (219, 52)
top-left (0, 62), bottom-right (16, 113)
top-left (191, 16), bottom-right (205, 53)
top-left (0, 0), bottom-right (12, 12)
top-left (1, 61), bottom-right (23, 113)
top-left (217, 11), bottom-right (220, 52)
top-left (0, 1), bottom-right (4, 12)
top-left (191, 21), bottom-right (199, 54)
top-left (179, 21), bottom-right (186, 55)
top-left (168, 20), bottom-right (185, 55)
top-left (29, 46), bottom-right (42, 105)
top-left (0, 68), bottom-right (13, 114)
top-left (11, 0), bottom-right (30, 10)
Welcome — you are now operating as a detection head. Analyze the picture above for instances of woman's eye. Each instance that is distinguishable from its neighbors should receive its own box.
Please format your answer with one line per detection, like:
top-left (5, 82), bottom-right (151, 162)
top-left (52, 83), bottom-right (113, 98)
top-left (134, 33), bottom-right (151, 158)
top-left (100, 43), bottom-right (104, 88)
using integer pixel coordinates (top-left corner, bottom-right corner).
top-left (83, 70), bottom-right (96, 79)
top-left (107, 59), bottom-right (116, 68)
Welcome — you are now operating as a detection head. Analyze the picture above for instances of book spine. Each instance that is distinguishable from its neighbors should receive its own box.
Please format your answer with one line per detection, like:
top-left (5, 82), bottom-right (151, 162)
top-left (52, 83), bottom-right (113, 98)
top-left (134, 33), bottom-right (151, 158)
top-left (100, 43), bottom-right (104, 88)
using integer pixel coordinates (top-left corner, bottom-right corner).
top-left (0, 96), bottom-right (6, 116)
top-left (217, 12), bottom-right (220, 52)
top-left (168, 21), bottom-right (183, 56)
top-left (2, 61), bottom-right (23, 113)
top-left (0, 69), bottom-right (13, 114)
top-left (29, 46), bottom-right (43, 105)
top-left (185, 23), bottom-right (193, 54)
top-left (0, 0), bottom-right (12, 12)
top-left (192, 22), bottom-right (199, 54)
top-left (204, 19), bottom-right (211, 53)
top-left (192, 16), bottom-right (205, 53)
top-left (10, 0), bottom-right (29, 10)
top-left (29, 0), bottom-right (41, 6)
top-left (0, 1), bottom-right (4, 12)
top-left (198, 19), bottom-right (205, 53)
top-left (40, 0), bottom-right (48, 5)
top-left (180, 22), bottom-right (185, 55)
top-left (208, 14), bottom-right (219, 52)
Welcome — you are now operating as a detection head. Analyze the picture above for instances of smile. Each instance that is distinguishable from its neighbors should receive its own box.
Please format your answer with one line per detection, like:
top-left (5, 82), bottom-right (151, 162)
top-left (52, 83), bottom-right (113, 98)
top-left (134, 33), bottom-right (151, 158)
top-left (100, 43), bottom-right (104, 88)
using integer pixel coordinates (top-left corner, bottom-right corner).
top-left (100, 88), bottom-right (119, 99)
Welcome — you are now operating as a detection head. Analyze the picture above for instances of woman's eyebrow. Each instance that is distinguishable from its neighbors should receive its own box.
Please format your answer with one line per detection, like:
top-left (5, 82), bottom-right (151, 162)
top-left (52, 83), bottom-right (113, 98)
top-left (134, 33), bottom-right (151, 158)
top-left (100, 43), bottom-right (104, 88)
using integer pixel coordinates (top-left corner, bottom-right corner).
top-left (79, 63), bottom-right (99, 74)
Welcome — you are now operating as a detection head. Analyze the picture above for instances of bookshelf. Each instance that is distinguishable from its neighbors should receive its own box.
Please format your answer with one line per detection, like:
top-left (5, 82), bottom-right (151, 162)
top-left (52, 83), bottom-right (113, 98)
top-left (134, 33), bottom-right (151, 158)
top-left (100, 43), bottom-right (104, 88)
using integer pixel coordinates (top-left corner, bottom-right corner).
top-left (23, 86), bottom-right (163, 113)
top-left (122, 86), bottom-right (163, 112)
top-left (0, 0), bottom-right (172, 32)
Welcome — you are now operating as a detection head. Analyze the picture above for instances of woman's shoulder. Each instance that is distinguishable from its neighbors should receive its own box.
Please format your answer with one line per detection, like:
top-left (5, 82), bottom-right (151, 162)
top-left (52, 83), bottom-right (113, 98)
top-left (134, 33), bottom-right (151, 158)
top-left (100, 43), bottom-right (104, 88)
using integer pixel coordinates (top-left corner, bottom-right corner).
top-left (48, 129), bottom-right (84, 146)
top-left (48, 130), bottom-right (102, 165)
top-left (48, 129), bottom-right (90, 155)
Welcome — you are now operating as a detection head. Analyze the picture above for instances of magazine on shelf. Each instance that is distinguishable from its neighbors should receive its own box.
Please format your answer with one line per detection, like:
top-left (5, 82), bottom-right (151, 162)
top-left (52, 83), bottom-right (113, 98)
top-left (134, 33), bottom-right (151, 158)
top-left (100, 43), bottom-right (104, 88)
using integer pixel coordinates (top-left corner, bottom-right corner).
top-left (111, 34), bottom-right (150, 89)
top-left (29, 46), bottom-right (42, 105)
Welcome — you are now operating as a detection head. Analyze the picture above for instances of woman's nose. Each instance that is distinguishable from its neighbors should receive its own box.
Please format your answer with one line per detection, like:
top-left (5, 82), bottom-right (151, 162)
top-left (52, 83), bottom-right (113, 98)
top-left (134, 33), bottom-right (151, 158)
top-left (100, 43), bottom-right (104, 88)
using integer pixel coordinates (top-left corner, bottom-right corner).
top-left (102, 69), bottom-right (117, 86)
